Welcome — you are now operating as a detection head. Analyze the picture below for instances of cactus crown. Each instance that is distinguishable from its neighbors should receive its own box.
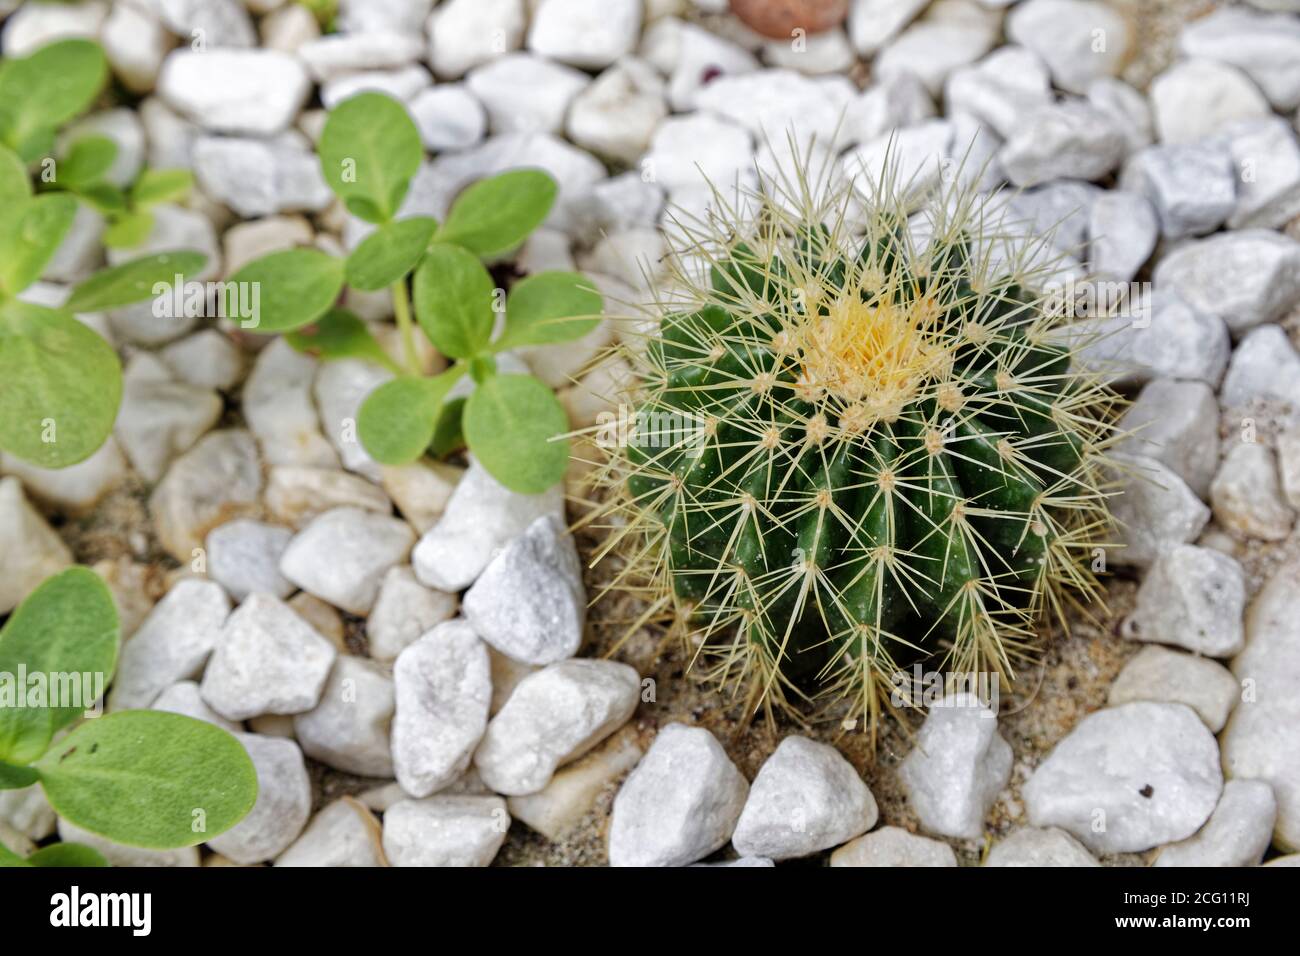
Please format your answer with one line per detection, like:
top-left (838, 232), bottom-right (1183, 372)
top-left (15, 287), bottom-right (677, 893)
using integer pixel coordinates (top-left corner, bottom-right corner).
top-left (589, 149), bottom-right (1121, 737)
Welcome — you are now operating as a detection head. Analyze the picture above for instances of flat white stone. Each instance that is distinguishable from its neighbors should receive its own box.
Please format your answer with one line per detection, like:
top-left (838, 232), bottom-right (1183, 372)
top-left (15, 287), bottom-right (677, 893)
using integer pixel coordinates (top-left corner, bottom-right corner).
top-left (1108, 646), bottom-right (1240, 732)
top-left (1107, 453), bottom-right (1211, 569)
top-left (208, 733), bottom-right (311, 864)
top-left (297, 32), bottom-right (424, 81)
top-left (1122, 545), bottom-right (1247, 658)
top-left (427, 0), bottom-right (526, 80)
top-left (829, 826), bottom-right (958, 867)
top-left (158, 49), bottom-right (309, 135)
top-left (205, 519), bottom-right (293, 602)
top-left (367, 566), bottom-right (458, 664)
top-left (382, 795), bottom-right (509, 866)
top-left (1154, 780), bottom-right (1277, 867)
top-left (1115, 379), bottom-right (1219, 500)
top-left (506, 728), bottom-right (642, 841)
top-left (279, 507), bottom-right (415, 616)
top-left (1006, 0), bottom-right (1130, 94)
top-left (193, 133), bottom-right (332, 218)
top-left (1210, 443), bottom-right (1296, 543)
top-left (275, 797), bottom-right (386, 867)
top-left (294, 656), bottom-right (395, 778)
top-left (985, 827), bottom-right (1100, 866)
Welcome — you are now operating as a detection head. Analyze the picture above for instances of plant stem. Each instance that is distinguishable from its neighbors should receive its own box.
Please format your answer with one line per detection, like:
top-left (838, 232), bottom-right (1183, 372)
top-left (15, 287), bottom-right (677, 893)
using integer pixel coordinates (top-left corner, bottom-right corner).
top-left (391, 278), bottom-right (419, 376)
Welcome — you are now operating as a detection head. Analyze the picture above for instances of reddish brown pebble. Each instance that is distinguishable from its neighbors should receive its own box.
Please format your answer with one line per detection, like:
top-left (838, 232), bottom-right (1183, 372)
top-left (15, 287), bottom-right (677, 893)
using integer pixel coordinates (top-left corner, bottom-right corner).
top-left (729, 0), bottom-right (850, 39)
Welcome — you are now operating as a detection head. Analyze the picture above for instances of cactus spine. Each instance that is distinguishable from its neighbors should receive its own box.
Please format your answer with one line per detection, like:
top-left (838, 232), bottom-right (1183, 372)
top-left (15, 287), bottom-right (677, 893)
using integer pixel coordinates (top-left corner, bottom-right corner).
top-left (591, 155), bottom-right (1120, 735)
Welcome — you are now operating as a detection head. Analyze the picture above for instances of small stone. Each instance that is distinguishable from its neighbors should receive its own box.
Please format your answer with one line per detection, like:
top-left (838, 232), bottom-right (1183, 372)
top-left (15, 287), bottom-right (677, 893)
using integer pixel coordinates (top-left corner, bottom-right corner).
top-left (829, 826), bottom-right (958, 867)
top-left (985, 827), bottom-right (1100, 866)
top-left (1116, 379), bottom-right (1219, 500)
top-left (475, 660), bottom-right (640, 796)
top-left (151, 680), bottom-right (240, 732)
top-left (645, 112), bottom-right (754, 196)
top-left (338, 0), bottom-right (433, 34)
top-left (279, 507), bottom-right (415, 616)
top-left (1119, 142), bottom-right (1237, 240)
top-left (489, 649), bottom-right (538, 715)
top-left (1180, 6), bottom-right (1300, 111)
top-left (412, 460), bottom-right (563, 592)
top-left (898, 693), bottom-right (1012, 840)
top-left (1006, 0), bottom-right (1130, 94)
top-left (1122, 544), bottom-right (1246, 658)
top-left (1006, 180), bottom-right (1100, 255)
top-left (761, 27), bottom-right (855, 76)
top-left (294, 656), bottom-right (395, 778)
top-left (0, 786), bottom-right (55, 843)
top-left (156, 0), bottom-right (255, 47)
top-left (1087, 76), bottom-right (1154, 155)
top-left (462, 515), bottom-right (585, 666)
top-left (205, 519), bottom-right (293, 602)
top-left (158, 49), bottom-right (309, 135)
top-left (845, 120), bottom-right (952, 206)
top-left (506, 728), bottom-right (642, 841)
top-left (108, 579), bottom-right (231, 711)
top-left (847, 0), bottom-right (928, 55)
top-left (608, 723), bottom-right (749, 867)
top-left (392, 620), bottom-right (492, 798)
top-left (732, 736), bottom-right (878, 859)
top-left (1221, 117), bottom-right (1300, 229)
top-left (275, 797), bottom-right (386, 867)
top-left (1108, 646), bottom-right (1240, 733)
top-left (1107, 453), bottom-right (1211, 568)
top-left (288, 593), bottom-right (346, 650)
top-left (528, 0), bottom-right (641, 69)
top-left (999, 100), bottom-right (1125, 188)
top-left (378, 460), bottom-right (461, 535)
top-left (1, 439), bottom-right (127, 515)
top-left (1210, 443), bottom-right (1296, 542)
top-left (1220, 324), bottom-right (1300, 410)
top-left (1279, 431), bottom-right (1300, 510)
top-left (58, 820), bottom-right (197, 868)
top-left (208, 734), bottom-right (311, 864)
top-left (842, 71), bottom-right (935, 146)
top-left (427, 0), bottom-right (525, 80)
top-left (223, 214), bottom-right (314, 276)
top-left (313, 359), bottom-right (395, 480)
top-left (41, 204), bottom-right (104, 284)
top-left (874, 8), bottom-right (998, 97)
top-left (408, 84), bottom-right (486, 152)
top-left (260, 2), bottom-right (320, 52)
top-left (465, 53), bottom-right (589, 136)
top-left (0, 1), bottom-right (106, 58)
top-left (193, 133), bottom-right (332, 218)
top-left (1153, 231), bottom-right (1300, 337)
top-left (159, 330), bottom-right (245, 392)
top-left (201, 593), bottom-right (337, 721)
top-left (243, 340), bottom-right (339, 469)
top-left (149, 430), bottom-right (263, 563)
top-left (731, 0), bottom-right (849, 39)
top-left (1150, 59), bottom-right (1270, 144)
top-left (367, 566), bottom-right (457, 664)
top-left (320, 66), bottom-right (433, 111)
top-left (945, 45), bottom-right (1053, 140)
top-left (0, 477), bottom-right (72, 615)
top-left (297, 32), bottom-right (424, 82)
top-left (114, 353), bottom-right (222, 481)
top-left (265, 466), bottom-right (392, 529)
top-left (1154, 779), bottom-right (1277, 867)
top-left (661, 21), bottom-right (760, 112)
top-left (382, 795), bottom-right (509, 867)
top-left (566, 59), bottom-right (668, 164)
top-left (1024, 701), bottom-right (1223, 853)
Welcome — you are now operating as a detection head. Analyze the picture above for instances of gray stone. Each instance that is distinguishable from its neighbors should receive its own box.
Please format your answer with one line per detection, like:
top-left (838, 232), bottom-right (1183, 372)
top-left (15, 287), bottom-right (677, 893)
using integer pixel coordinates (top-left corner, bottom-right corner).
top-left (274, 797), bottom-right (386, 867)
top-left (279, 507), bottom-right (414, 615)
top-left (829, 826), bottom-right (958, 867)
top-left (945, 45), bottom-right (1053, 140)
top-left (1122, 544), bottom-right (1247, 658)
top-left (201, 593), bottom-right (337, 721)
top-left (151, 680), bottom-right (240, 732)
top-left (1024, 701), bottom-right (1223, 853)
top-left (1006, 0), bottom-right (1130, 94)
top-left (294, 656), bottom-right (395, 778)
top-left (243, 340), bottom-right (338, 469)
top-left (1153, 231), bottom-right (1300, 336)
top-left (408, 84), bottom-right (486, 152)
top-left (1107, 453), bottom-right (1211, 569)
top-left (208, 734), bottom-right (311, 864)
top-left (382, 795), bottom-right (509, 867)
top-left (1180, 6), bottom-right (1300, 111)
top-left (193, 133), bottom-right (332, 218)
top-left (1211, 443), bottom-right (1296, 542)
top-left (732, 736), bottom-right (878, 860)
top-left (1155, 780), bottom-right (1278, 867)
top-left (985, 827), bottom-right (1100, 866)
top-left (566, 59), bottom-right (668, 165)
top-left (475, 659), bottom-right (640, 796)
top-left (297, 32), bottom-right (424, 81)
top-left (465, 53), bottom-right (589, 136)
top-left (1220, 325), bottom-right (1300, 410)
top-left (367, 566), bottom-right (458, 664)
top-left (115, 353), bottom-right (222, 481)
top-left (109, 579), bottom-right (231, 711)
top-left (0, 477), bottom-right (71, 615)
top-left (159, 330), bottom-right (245, 392)
top-left (999, 100), bottom-right (1126, 188)
top-left (1, 439), bottom-right (127, 516)
top-left (264, 466), bottom-right (391, 529)
top-left (158, 49), bottom-right (308, 135)
top-left (156, 0), bottom-right (255, 48)
top-left (1116, 379), bottom-right (1219, 500)
top-left (1108, 646), bottom-right (1240, 732)
top-left (392, 620), bottom-right (492, 797)
top-left (1150, 59), bottom-right (1270, 144)
top-left (1221, 118), bottom-right (1300, 229)
top-left (1087, 77), bottom-right (1154, 155)
top-left (1119, 142), bottom-right (1236, 240)
top-left (205, 519), bottom-right (294, 602)
top-left (608, 723), bottom-right (749, 867)
top-left (412, 460), bottom-right (564, 591)
top-left (898, 693), bottom-right (1012, 840)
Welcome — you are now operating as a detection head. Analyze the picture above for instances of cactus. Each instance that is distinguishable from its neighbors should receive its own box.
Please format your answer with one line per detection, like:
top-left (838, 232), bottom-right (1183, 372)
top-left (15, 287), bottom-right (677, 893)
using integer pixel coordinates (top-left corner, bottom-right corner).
top-left (590, 155), bottom-right (1121, 735)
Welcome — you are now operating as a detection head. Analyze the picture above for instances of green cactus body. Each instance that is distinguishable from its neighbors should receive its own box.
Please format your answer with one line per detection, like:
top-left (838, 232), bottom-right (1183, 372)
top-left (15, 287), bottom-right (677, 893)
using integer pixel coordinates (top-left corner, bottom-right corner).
top-left (599, 165), bottom-right (1119, 729)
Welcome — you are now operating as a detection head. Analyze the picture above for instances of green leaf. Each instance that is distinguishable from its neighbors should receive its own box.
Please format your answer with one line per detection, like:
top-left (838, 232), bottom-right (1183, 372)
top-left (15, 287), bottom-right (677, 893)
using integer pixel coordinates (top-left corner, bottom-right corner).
top-left (463, 374), bottom-right (570, 494)
top-left (0, 144), bottom-right (32, 206)
top-left (56, 135), bottom-right (117, 189)
top-left (345, 216), bottom-right (437, 291)
top-left (286, 308), bottom-right (400, 373)
top-left (0, 40), bottom-right (107, 157)
top-left (430, 396), bottom-right (467, 457)
top-left (36, 711), bottom-right (258, 850)
top-left (26, 843), bottom-right (108, 868)
top-left (436, 170), bottom-right (557, 258)
top-left (225, 248), bottom-right (345, 333)
top-left (412, 242), bottom-right (497, 359)
top-left (0, 762), bottom-right (40, 789)
top-left (66, 251), bottom-right (207, 312)
top-left (0, 568), bottom-right (119, 765)
top-left (130, 168), bottom-right (193, 207)
top-left (0, 193), bottom-right (78, 296)
top-left (318, 92), bottom-right (423, 225)
top-left (102, 209), bottom-right (154, 249)
top-left (495, 271), bottom-right (603, 349)
top-left (0, 843), bottom-right (27, 866)
top-left (357, 367), bottom-right (463, 465)
top-left (0, 301), bottom-right (122, 468)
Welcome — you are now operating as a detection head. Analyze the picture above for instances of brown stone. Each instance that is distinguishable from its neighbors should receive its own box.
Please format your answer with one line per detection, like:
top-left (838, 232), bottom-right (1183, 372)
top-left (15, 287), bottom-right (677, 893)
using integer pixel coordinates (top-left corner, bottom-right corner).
top-left (729, 0), bottom-right (850, 39)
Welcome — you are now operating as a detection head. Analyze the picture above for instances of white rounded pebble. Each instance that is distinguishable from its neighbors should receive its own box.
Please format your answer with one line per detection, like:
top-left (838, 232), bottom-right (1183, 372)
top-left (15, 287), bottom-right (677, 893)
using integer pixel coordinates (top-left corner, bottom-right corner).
top-left (1107, 453), bottom-right (1210, 569)
top-left (985, 827), bottom-right (1100, 867)
top-left (830, 826), bottom-right (958, 867)
top-left (205, 519), bottom-right (294, 602)
top-left (1155, 780), bottom-right (1278, 868)
top-left (275, 797), bottom-right (387, 867)
top-left (367, 566), bottom-right (458, 664)
top-left (294, 656), bottom-right (395, 778)
top-left (528, 0), bottom-right (641, 69)
top-left (1210, 443), bottom-right (1296, 543)
top-left (1108, 646), bottom-right (1240, 733)
top-left (279, 507), bottom-right (415, 616)
top-left (381, 795), bottom-right (509, 867)
top-left (1122, 545), bottom-right (1246, 658)
top-left (158, 49), bottom-right (310, 136)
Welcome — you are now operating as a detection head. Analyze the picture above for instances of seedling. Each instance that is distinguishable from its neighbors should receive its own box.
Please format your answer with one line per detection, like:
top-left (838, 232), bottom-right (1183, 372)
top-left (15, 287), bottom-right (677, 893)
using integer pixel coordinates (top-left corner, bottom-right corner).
top-left (233, 91), bottom-right (603, 494)
top-left (0, 39), bottom-right (208, 469)
top-left (592, 156), bottom-right (1120, 736)
top-left (0, 569), bottom-right (257, 865)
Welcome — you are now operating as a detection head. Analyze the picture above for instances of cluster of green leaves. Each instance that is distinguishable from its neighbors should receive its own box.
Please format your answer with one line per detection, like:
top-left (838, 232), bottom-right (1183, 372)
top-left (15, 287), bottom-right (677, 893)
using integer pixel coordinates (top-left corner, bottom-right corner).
top-left (233, 92), bottom-right (602, 494)
top-left (0, 39), bottom-right (208, 469)
top-left (0, 569), bottom-right (257, 867)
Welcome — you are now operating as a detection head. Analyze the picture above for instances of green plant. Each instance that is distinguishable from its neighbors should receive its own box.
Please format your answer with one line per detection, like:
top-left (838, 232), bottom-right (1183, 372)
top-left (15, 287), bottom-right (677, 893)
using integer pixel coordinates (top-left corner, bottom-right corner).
top-left (233, 91), bottom-right (602, 494)
top-left (593, 162), bottom-right (1120, 735)
top-left (0, 39), bottom-right (208, 469)
top-left (0, 568), bottom-right (257, 865)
